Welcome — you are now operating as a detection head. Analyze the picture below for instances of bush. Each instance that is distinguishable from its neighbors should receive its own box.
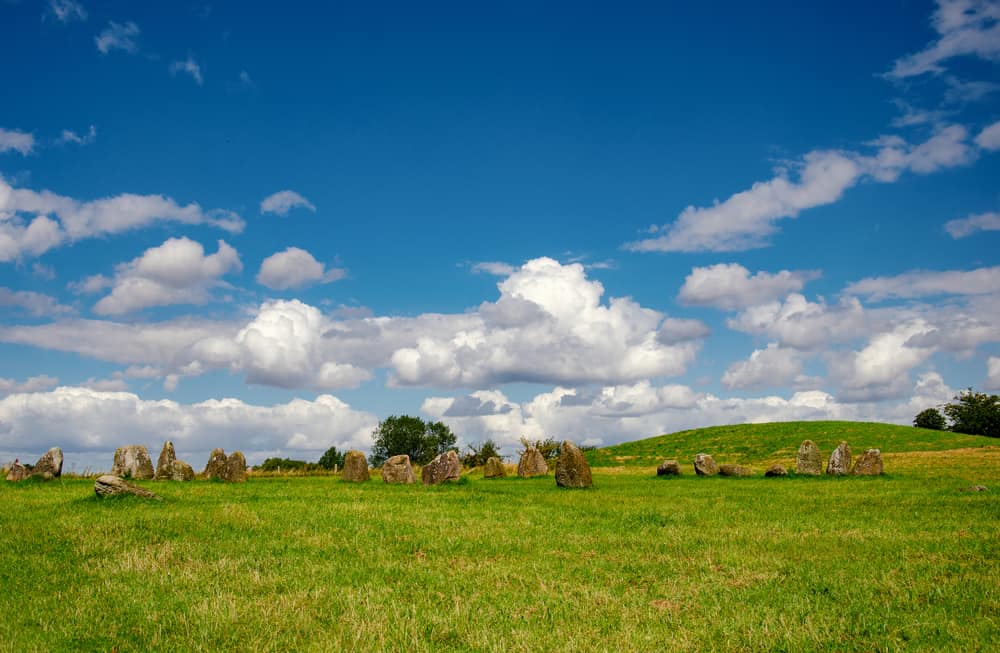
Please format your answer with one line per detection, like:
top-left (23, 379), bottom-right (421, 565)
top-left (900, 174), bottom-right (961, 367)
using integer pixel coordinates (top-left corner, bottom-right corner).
top-left (257, 457), bottom-right (312, 472)
top-left (519, 437), bottom-right (560, 463)
top-left (369, 415), bottom-right (457, 466)
top-left (914, 407), bottom-right (946, 430)
top-left (942, 389), bottom-right (1000, 438)
top-left (318, 446), bottom-right (345, 470)
top-left (460, 439), bottom-right (503, 467)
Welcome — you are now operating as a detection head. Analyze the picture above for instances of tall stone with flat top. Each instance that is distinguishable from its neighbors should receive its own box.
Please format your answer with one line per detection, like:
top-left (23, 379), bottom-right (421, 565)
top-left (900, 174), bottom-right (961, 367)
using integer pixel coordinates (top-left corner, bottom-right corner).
top-left (222, 451), bottom-right (247, 483)
top-left (555, 441), bottom-right (592, 488)
top-left (796, 440), bottom-right (822, 476)
top-left (421, 450), bottom-right (461, 485)
top-left (111, 445), bottom-right (154, 480)
top-left (826, 441), bottom-right (852, 476)
top-left (382, 454), bottom-right (415, 484)
top-left (341, 450), bottom-right (370, 482)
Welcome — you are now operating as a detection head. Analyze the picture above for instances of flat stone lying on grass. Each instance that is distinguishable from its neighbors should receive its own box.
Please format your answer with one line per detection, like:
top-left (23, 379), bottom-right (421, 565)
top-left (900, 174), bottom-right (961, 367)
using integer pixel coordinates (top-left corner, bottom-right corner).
top-left (517, 447), bottom-right (548, 477)
top-left (693, 453), bottom-right (718, 476)
top-left (483, 456), bottom-right (506, 478)
top-left (555, 441), bottom-right (592, 488)
top-left (826, 441), bottom-right (852, 476)
top-left (32, 447), bottom-right (63, 478)
top-left (718, 464), bottom-right (753, 477)
top-left (422, 450), bottom-right (461, 485)
top-left (657, 460), bottom-right (681, 476)
top-left (94, 475), bottom-right (162, 500)
top-left (341, 450), bottom-right (370, 482)
top-left (959, 485), bottom-right (989, 492)
top-left (112, 445), bottom-right (155, 480)
top-left (764, 464), bottom-right (788, 477)
top-left (203, 448), bottom-right (228, 479)
top-left (851, 449), bottom-right (883, 476)
top-left (796, 440), bottom-right (822, 476)
top-left (382, 454), bottom-right (415, 484)
top-left (6, 462), bottom-right (28, 482)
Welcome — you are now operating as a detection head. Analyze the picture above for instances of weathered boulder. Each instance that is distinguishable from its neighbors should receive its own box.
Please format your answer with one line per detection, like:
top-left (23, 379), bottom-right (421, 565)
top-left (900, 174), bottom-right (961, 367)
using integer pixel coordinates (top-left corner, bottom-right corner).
top-left (6, 462), bottom-right (28, 482)
top-left (32, 447), bottom-right (63, 478)
top-left (796, 440), bottom-right (822, 476)
top-left (517, 447), bottom-right (548, 477)
top-left (341, 450), bottom-right (370, 482)
top-left (421, 450), bottom-right (461, 485)
top-left (166, 460), bottom-right (195, 481)
top-left (155, 441), bottom-right (177, 479)
top-left (203, 448), bottom-right (228, 479)
top-left (94, 475), bottom-right (162, 500)
top-left (693, 453), bottom-right (718, 476)
top-left (851, 449), bottom-right (883, 476)
top-left (718, 463), bottom-right (753, 477)
top-left (483, 456), bottom-right (506, 479)
top-left (656, 460), bottom-right (681, 476)
top-left (826, 441), bottom-right (852, 476)
top-left (381, 454), bottom-right (415, 484)
top-left (764, 464), bottom-right (788, 477)
top-left (111, 445), bottom-right (154, 480)
top-left (555, 441), bottom-right (592, 488)
top-left (221, 451), bottom-right (247, 483)
top-left (959, 485), bottom-right (989, 492)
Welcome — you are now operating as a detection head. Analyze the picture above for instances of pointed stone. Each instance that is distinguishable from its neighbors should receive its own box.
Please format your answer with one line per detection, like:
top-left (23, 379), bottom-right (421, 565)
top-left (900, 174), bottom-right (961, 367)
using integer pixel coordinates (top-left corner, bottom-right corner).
top-left (6, 462), bottom-right (28, 482)
top-left (796, 440), bottom-right (822, 476)
top-left (203, 448), bottom-right (228, 479)
top-left (155, 441), bottom-right (177, 479)
top-left (555, 441), bottom-right (592, 488)
top-left (381, 454), bottom-right (415, 484)
top-left (693, 453), bottom-right (718, 476)
top-left (341, 450), bottom-right (370, 482)
top-left (32, 447), bottom-right (63, 478)
top-left (826, 441), bottom-right (852, 476)
top-left (517, 447), bottom-right (548, 477)
top-left (111, 445), bottom-right (155, 480)
top-left (222, 451), bottom-right (247, 483)
top-left (421, 450), bottom-right (461, 485)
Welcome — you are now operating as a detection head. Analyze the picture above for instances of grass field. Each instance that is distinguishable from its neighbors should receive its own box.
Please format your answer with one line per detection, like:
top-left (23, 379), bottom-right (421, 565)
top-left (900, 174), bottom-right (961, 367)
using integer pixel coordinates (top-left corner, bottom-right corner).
top-left (2, 422), bottom-right (999, 652)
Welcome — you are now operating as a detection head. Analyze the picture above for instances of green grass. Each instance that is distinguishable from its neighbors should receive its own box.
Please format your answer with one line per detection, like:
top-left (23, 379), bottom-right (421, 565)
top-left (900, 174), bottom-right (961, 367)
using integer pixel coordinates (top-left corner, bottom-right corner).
top-left (1, 422), bottom-right (998, 652)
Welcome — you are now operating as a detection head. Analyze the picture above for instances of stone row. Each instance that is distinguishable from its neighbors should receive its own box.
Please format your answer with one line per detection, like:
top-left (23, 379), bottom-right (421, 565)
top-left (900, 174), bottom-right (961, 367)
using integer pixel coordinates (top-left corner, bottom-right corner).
top-left (654, 440), bottom-right (885, 478)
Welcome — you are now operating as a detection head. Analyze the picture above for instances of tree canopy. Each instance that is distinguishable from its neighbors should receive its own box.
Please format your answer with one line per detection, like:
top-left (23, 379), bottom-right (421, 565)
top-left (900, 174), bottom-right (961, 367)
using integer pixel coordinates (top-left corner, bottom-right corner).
top-left (941, 389), bottom-right (999, 438)
top-left (369, 415), bottom-right (457, 466)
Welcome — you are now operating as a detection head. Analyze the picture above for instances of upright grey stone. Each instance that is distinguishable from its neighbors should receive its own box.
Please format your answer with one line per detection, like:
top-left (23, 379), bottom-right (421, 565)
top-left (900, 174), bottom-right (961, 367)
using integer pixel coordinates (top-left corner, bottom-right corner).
top-left (826, 441), bottom-right (852, 476)
top-left (221, 451), bottom-right (247, 483)
top-left (517, 447), bottom-right (548, 477)
top-left (851, 449), bottom-right (883, 476)
top-left (111, 445), bottom-right (154, 480)
top-left (341, 450), bottom-right (370, 482)
top-left (421, 450), bottom-right (461, 485)
top-left (6, 462), bottom-right (28, 482)
top-left (796, 440), bottom-right (823, 476)
top-left (381, 454), bottom-right (415, 484)
top-left (203, 448), bottom-right (228, 479)
top-left (155, 441), bottom-right (177, 479)
top-left (167, 460), bottom-right (195, 481)
top-left (32, 447), bottom-right (63, 478)
top-left (483, 456), bottom-right (506, 478)
top-left (554, 441), bottom-right (592, 488)
top-left (693, 453), bottom-right (718, 476)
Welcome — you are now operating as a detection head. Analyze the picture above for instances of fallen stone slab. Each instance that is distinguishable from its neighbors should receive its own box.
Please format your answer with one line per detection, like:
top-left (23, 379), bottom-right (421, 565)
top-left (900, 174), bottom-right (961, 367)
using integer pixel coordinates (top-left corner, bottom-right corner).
top-left (657, 460), bottom-right (681, 476)
top-left (718, 464), bottom-right (753, 477)
top-left (94, 475), bottom-right (162, 500)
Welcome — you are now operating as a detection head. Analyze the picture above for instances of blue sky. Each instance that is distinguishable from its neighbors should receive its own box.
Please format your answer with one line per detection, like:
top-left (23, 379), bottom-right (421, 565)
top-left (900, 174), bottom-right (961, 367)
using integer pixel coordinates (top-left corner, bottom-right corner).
top-left (1, 0), bottom-right (998, 471)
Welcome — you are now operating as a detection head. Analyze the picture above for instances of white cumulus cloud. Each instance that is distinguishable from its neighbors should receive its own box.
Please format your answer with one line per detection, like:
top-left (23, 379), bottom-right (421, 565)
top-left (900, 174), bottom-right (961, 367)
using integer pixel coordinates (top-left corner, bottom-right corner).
top-left (0, 128), bottom-right (35, 156)
top-left (887, 0), bottom-right (1000, 79)
top-left (256, 247), bottom-right (346, 290)
top-left (721, 344), bottom-right (805, 390)
top-left (260, 190), bottom-right (316, 216)
top-left (678, 263), bottom-right (820, 310)
top-left (0, 375), bottom-right (59, 396)
top-left (844, 266), bottom-right (1000, 300)
top-left (975, 119), bottom-right (1000, 149)
top-left (0, 287), bottom-right (74, 317)
top-left (945, 211), bottom-right (1000, 238)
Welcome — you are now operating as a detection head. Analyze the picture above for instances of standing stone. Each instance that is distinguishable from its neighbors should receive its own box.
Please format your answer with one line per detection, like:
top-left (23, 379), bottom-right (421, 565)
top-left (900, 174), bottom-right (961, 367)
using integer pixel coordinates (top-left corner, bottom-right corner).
top-left (718, 463), bottom-right (753, 477)
top-left (851, 449), bottom-right (883, 476)
top-left (656, 460), bottom-right (681, 476)
top-left (796, 440), bottom-right (823, 476)
top-left (155, 441), bottom-right (177, 479)
top-left (111, 445), bottom-right (155, 480)
top-left (517, 447), bottom-right (548, 477)
top-left (826, 441), bottom-right (852, 476)
top-left (94, 475), bottom-right (162, 500)
top-left (203, 448), bottom-right (228, 479)
top-left (381, 454), bottom-right (415, 484)
top-left (167, 460), bottom-right (195, 481)
top-left (693, 453), bottom-right (719, 476)
top-left (221, 451), bottom-right (247, 483)
top-left (483, 456), bottom-right (506, 479)
top-left (341, 450), bottom-right (370, 482)
top-left (6, 462), bottom-right (28, 482)
top-left (764, 464), bottom-right (788, 477)
top-left (554, 441), bottom-right (592, 488)
top-left (32, 447), bottom-right (63, 478)
top-left (421, 450), bottom-right (461, 485)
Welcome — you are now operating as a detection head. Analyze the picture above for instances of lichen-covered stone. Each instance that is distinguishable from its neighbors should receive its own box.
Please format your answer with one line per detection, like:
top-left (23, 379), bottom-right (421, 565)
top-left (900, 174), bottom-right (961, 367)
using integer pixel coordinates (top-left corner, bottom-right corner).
top-left (32, 447), bottom-right (63, 478)
top-left (167, 460), bottom-right (195, 481)
top-left (341, 450), bottom-right (370, 482)
top-left (517, 447), bottom-right (548, 477)
top-left (421, 450), bottom-right (461, 485)
top-left (796, 440), bottom-right (822, 476)
top-left (764, 464), bottom-right (788, 477)
top-left (94, 475), bottom-right (162, 500)
top-left (826, 441), bottom-right (852, 476)
top-left (656, 460), bottom-right (681, 476)
top-left (718, 463), bottom-right (753, 477)
top-left (155, 441), bottom-right (177, 479)
top-left (693, 453), bottom-right (718, 476)
top-left (382, 454), bottom-right (415, 484)
top-left (6, 462), bottom-right (28, 482)
top-left (851, 449), bottom-right (883, 475)
top-left (959, 485), bottom-right (989, 492)
top-left (555, 441), bottom-right (592, 488)
top-left (111, 445), bottom-right (155, 480)
top-left (483, 456), bottom-right (506, 479)
top-left (222, 451), bottom-right (247, 483)
top-left (203, 448), bottom-right (228, 479)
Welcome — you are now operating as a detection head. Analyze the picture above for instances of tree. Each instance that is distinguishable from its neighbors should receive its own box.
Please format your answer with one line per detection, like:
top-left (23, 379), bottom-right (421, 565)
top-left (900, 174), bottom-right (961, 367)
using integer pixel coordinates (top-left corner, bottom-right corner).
top-left (369, 415), bottom-right (457, 466)
top-left (942, 388), bottom-right (1000, 438)
top-left (460, 439), bottom-right (503, 467)
top-left (913, 407), bottom-right (946, 431)
top-left (318, 446), bottom-right (345, 470)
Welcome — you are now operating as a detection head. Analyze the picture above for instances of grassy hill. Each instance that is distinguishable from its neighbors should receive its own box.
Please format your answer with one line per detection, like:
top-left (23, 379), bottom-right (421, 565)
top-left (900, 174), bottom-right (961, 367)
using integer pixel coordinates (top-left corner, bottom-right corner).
top-left (587, 420), bottom-right (996, 467)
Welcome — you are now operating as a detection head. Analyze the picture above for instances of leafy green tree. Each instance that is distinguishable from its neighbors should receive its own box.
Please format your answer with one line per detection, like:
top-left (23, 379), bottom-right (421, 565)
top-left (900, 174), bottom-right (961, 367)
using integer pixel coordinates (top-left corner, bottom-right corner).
top-left (460, 439), bottom-right (503, 467)
top-left (943, 389), bottom-right (1000, 438)
top-left (913, 407), bottom-right (946, 431)
top-left (318, 446), bottom-right (345, 470)
top-left (257, 457), bottom-right (310, 472)
top-left (369, 415), bottom-right (457, 466)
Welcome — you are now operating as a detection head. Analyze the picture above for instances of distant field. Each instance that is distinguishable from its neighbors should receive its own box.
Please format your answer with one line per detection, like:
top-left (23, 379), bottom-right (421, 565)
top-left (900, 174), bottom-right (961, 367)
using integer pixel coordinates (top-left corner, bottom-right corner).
top-left (2, 422), bottom-right (998, 652)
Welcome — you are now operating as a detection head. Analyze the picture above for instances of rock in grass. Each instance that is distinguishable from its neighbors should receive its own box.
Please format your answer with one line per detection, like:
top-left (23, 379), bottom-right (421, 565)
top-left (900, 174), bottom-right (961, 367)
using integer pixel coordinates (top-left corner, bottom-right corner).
top-left (111, 445), bottom-right (155, 480)
top-left (555, 441), bottom-right (592, 488)
top-left (382, 454), bottom-right (415, 484)
top-left (483, 456), bottom-right (506, 479)
top-left (826, 441), bottom-right (852, 476)
top-left (421, 450), bottom-right (461, 485)
top-left (718, 463), bottom-right (753, 477)
top-left (796, 440), bottom-right (822, 476)
top-left (959, 485), bottom-right (989, 492)
top-left (94, 475), bottom-right (162, 500)
top-left (32, 447), bottom-right (63, 478)
top-left (851, 449), bottom-right (883, 476)
top-left (693, 453), bottom-right (718, 476)
top-left (517, 447), bottom-right (548, 478)
top-left (222, 451), bottom-right (247, 483)
top-left (6, 462), bottom-right (28, 482)
top-left (341, 450), bottom-right (370, 482)
top-left (166, 460), bottom-right (195, 481)
top-left (203, 448), bottom-right (228, 479)
top-left (764, 464), bottom-right (788, 477)
top-left (657, 460), bottom-right (681, 476)
top-left (155, 441), bottom-right (177, 479)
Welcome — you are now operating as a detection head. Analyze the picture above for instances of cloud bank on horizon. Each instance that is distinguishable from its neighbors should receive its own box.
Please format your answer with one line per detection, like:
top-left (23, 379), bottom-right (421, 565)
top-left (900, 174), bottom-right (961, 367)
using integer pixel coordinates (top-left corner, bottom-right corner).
top-left (1, 0), bottom-right (997, 469)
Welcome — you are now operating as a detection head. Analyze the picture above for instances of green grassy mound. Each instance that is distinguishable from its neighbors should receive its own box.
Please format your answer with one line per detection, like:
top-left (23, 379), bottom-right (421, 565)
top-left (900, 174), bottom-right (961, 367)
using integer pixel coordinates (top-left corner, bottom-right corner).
top-left (588, 420), bottom-right (995, 467)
